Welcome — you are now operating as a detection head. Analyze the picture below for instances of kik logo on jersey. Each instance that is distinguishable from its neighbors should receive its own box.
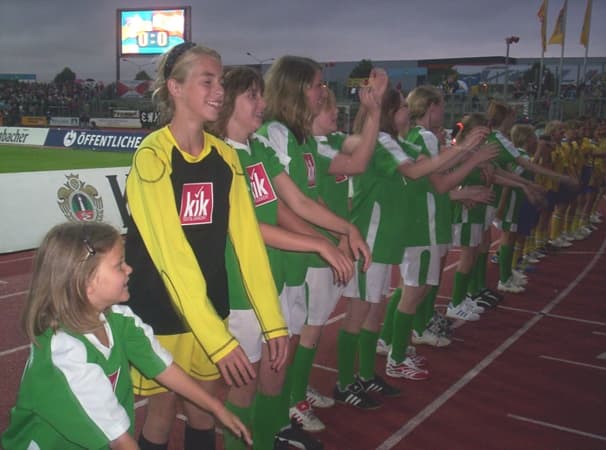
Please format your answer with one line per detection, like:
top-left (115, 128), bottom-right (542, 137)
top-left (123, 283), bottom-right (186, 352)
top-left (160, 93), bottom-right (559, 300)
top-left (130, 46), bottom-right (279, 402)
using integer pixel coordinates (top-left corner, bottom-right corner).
top-left (246, 162), bottom-right (277, 207)
top-left (303, 153), bottom-right (316, 188)
top-left (180, 182), bottom-right (214, 225)
top-left (334, 174), bottom-right (348, 183)
top-left (107, 367), bottom-right (121, 392)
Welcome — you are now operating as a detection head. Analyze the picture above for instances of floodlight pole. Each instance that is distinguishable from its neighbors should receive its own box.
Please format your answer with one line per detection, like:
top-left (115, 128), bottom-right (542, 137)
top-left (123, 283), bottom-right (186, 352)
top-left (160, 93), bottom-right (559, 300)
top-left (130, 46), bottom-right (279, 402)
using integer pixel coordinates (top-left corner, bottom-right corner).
top-left (504, 36), bottom-right (519, 101)
top-left (246, 51), bottom-right (274, 73)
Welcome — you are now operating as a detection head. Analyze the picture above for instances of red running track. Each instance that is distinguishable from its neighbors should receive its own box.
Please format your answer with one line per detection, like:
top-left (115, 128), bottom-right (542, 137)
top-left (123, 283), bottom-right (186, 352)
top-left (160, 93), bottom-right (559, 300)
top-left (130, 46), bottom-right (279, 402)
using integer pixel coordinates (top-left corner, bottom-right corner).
top-left (1, 207), bottom-right (605, 449)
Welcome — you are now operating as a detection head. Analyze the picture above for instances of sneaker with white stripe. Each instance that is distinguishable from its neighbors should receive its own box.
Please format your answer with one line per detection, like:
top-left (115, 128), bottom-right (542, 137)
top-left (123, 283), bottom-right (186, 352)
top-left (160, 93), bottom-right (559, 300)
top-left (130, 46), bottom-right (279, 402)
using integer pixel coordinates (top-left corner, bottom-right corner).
top-left (445, 302), bottom-right (480, 322)
top-left (306, 386), bottom-right (335, 409)
top-left (333, 380), bottom-right (381, 410)
top-left (385, 353), bottom-right (430, 380)
top-left (289, 400), bottom-right (325, 432)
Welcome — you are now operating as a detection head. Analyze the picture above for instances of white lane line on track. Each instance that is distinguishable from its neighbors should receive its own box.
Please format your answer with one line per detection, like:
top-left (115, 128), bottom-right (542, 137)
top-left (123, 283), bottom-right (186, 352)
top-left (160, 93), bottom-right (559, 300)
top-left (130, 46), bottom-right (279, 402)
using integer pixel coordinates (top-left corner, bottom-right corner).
top-left (376, 235), bottom-right (606, 450)
top-left (497, 305), bottom-right (606, 326)
top-left (442, 238), bottom-right (500, 273)
top-left (507, 414), bottom-right (606, 441)
top-left (496, 305), bottom-right (538, 314)
top-left (324, 313), bottom-right (345, 326)
top-left (594, 331), bottom-right (606, 337)
top-left (312, 363), bottom-right (338, 373)
top-left (0, 290), bottom-right (28, 301)
top-left (543, 313), bottom-right (606, 327)
top-left (0, 280), bottom-right (7, 285)
top-left (557, 250), bottom-right (605, 255)
top-left (539, 355), bottom-right (606, 371)
top-left (0, 345), bottom-right (29, 357)
top-left (0, 256), bottom-right (34, 264)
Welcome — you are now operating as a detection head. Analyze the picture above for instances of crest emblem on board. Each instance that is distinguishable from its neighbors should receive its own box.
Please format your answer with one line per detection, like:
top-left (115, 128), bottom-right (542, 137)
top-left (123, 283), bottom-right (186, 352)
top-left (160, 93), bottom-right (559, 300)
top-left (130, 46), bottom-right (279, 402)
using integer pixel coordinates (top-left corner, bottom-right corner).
top-left (57, 174), bottom-right (104, 222)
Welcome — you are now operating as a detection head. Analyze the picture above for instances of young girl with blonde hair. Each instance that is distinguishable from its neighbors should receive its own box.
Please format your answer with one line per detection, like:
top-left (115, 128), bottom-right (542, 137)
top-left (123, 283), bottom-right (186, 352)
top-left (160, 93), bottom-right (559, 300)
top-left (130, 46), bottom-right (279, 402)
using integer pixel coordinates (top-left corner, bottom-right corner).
top-left (2, 222), bottom-right (251, 450)
top-left (125, 43), bottom-right (287, 449)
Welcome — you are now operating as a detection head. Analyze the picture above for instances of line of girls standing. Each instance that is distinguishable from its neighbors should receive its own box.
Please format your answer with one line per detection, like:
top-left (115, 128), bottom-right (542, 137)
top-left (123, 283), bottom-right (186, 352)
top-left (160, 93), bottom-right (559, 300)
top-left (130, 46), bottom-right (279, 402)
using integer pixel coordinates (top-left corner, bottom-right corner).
top-left (121, 43), bottom-right (508, 450)
top-left (4, 41), bottom-right (605, 450)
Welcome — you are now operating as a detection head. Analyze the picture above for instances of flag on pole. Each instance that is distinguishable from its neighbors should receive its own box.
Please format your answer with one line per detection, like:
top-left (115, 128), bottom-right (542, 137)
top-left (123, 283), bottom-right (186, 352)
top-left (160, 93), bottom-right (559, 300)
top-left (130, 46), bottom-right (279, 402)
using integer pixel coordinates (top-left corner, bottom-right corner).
top-left (548, 0), bottom-right (567, 45)
top-left (580, 0), bottom-right (592, 48)
top-left (537, 0), bottom-right (548, 52)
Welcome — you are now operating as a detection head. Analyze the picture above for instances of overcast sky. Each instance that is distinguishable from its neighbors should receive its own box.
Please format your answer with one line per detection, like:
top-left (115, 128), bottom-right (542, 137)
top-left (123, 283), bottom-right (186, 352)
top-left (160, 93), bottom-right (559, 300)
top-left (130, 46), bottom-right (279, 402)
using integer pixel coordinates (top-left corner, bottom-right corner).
top-left (1, 0), bottom-right (604, 82)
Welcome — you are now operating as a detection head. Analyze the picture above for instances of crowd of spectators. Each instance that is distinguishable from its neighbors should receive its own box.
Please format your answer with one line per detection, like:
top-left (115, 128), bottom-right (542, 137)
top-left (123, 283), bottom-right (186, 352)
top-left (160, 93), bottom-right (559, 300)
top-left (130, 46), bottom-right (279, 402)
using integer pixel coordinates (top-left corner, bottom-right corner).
top-left (0, 80), bottom-right (104, 126)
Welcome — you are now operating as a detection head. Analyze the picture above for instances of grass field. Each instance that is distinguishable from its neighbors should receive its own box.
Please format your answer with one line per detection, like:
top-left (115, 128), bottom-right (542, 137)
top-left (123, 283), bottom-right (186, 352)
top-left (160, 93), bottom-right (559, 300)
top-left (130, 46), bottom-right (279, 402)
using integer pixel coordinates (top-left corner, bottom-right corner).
top-left (0, 145), bottom-right (133, 173)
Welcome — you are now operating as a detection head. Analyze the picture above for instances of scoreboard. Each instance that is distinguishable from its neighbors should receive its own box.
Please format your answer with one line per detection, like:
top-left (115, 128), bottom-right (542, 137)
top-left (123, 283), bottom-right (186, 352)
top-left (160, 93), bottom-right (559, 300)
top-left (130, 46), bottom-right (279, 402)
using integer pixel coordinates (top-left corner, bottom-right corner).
top-left (118, 7), bottom-right (191, 56)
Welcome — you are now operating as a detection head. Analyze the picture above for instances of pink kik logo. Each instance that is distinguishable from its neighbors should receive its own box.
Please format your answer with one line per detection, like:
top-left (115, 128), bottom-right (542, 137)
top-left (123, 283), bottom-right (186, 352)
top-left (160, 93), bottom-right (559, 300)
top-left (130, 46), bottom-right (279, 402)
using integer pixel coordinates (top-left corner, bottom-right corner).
top-left (180, 182), bottom-right (213, 225)
top-left (246, 162), bottom-right (277, 207)
top-left (303, 153), bottom-right (316, 188)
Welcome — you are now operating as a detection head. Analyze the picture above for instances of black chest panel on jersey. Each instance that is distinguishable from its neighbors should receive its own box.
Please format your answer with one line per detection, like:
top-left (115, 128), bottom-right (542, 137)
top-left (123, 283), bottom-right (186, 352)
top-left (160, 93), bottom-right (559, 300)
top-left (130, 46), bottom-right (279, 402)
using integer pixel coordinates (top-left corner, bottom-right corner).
top-left (125, 146), bottom-right (233, 335)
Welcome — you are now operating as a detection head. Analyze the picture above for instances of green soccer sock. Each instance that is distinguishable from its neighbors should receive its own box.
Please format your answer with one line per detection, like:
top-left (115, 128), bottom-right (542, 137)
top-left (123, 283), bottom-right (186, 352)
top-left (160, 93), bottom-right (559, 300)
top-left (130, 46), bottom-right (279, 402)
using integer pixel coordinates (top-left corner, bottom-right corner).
top-left (289, 344), bottom-right (317, 405)
top-left (451, 272), bottom-right (471, 307)
top-left (379, 288), bottom-right (402, 345)
top-left (358, 328), bottom-right (379, 380)
top-left (252, 392), bottom-right (283, 450)
top-left (499, 244), bottom-right (514, 283)
top-left (222, 401), bottom-right (252, 450)
top-left (277, 366), bottom-right (294, 429)
top-left (391, 310), bottom-right (415, 363)
top-left (337, 329), bottom-right (359, 389)
top-left (413, 286), bottom-right (438, 335)
top-left (476, 252), bottom-right (488, 291)
top-left (467, 259), bottom-right (479, 296)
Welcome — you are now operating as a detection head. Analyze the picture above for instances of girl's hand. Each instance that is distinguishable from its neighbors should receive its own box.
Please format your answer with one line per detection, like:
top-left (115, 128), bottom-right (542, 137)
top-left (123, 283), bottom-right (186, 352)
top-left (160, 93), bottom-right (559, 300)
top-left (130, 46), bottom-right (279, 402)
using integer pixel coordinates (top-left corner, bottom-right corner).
top-left (479, 162), bottom-right (495, 185)
top-left (451, 186), bottom-right (494, 205)
top-left (346, 225), bottom-right (371, 272)
top-left (359, 68), bottom-right (388, 111)
top-left (460, 126), bottom-right (491, 152)
top-left (469, 143), bottom-right (499, 165)
top-left (317, 239), bottom-right (354, 285)
top-left (368, 68), bottom-right (388, 104)
top-left (460, 185), bottom-right (495, 204)
top-left (215, 406), bottom-right (253, 446)
top-left (216, 346), bottom-right (256, 387)
top-left (560, 175), bottom-right (580, 190)
top-left (266, 335), bottom-right (289, 372)
top-left (522, 185), bottom-right (545, 207)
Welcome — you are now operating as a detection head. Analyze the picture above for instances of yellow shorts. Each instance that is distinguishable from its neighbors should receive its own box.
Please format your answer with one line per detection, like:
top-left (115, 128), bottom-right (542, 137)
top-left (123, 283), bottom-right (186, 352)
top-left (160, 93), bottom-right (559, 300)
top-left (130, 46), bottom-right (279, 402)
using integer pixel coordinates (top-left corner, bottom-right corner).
top-left (131, 332), bottom-right (221, 396)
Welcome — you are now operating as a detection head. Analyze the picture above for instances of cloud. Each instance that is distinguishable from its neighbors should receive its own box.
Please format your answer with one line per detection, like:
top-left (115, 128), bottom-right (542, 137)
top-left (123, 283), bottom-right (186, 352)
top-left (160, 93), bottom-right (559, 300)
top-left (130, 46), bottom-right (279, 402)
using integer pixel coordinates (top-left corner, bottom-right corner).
top-left (1, 0), bottom-right (604, 82)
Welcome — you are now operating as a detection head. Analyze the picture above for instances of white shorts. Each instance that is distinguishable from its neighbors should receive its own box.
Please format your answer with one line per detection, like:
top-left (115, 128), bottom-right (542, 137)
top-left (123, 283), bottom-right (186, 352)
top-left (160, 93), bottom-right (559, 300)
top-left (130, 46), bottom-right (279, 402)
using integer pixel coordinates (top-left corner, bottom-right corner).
top-left (400, 244), bottom-right (449, 287)
top-left (280, 283), bottom-right (307, 335)
top-left (228, 309), bottom-right (263, 363)
top-left (342, 268), bottom-right (359, 298)
top-left (343, 262), bottom-right (391, 304)
top-left (484, 206), bottom-right (497, 230)
top-left (305, 267), bottom-right (345, 326)
top-left (452, 223), bottom-right (484, 248)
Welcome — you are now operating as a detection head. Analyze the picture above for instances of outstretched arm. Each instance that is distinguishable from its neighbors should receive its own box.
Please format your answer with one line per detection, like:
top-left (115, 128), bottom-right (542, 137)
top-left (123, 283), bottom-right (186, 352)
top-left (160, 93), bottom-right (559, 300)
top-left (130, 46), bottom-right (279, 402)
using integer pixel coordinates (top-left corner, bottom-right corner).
top-left (516, 156), bottom-right (579, 188)
top-left (398, 127), bottom-right (494, 180)
top-left (156, 363), bottom-right (253, 445)
top-left (273, 173), bottom-right (371, 270)
top-left (428, 144), bottom-right (499, 193)
top-left (328, 68), bottom-right (388, 175)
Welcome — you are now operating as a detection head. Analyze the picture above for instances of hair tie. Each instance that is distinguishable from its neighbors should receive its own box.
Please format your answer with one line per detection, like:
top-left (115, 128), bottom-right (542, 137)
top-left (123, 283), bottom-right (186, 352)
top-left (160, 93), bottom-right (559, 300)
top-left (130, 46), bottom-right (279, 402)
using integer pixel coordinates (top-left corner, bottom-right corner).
top-left (163, 42), bottom-right (197, 80)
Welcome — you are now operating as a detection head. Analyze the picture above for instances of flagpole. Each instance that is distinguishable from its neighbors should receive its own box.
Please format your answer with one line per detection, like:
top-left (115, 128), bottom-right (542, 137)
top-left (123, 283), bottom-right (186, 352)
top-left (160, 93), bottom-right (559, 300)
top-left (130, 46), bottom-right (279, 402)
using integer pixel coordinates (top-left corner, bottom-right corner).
top-left (537, 0), bottom-right (548, 99)
top-left (556, 0), bottom-right (567, 101)
top-left (581, 0), bottom-right (592, 85)
top-left (538, 49), bottom-right (545, 99)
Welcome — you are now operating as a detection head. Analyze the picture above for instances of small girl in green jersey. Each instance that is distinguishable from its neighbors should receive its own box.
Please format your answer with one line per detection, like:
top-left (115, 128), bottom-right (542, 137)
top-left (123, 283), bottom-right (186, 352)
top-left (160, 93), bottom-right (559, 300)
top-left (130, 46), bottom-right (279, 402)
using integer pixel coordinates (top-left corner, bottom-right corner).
top-left (2, 222), bottom-right (251, 450)
top-left (256, 55), bottom-right (373, 434)
top-left (385, 86), bottom-right (497, 379)
top-left (210, 65), bottom-right (361, 450)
